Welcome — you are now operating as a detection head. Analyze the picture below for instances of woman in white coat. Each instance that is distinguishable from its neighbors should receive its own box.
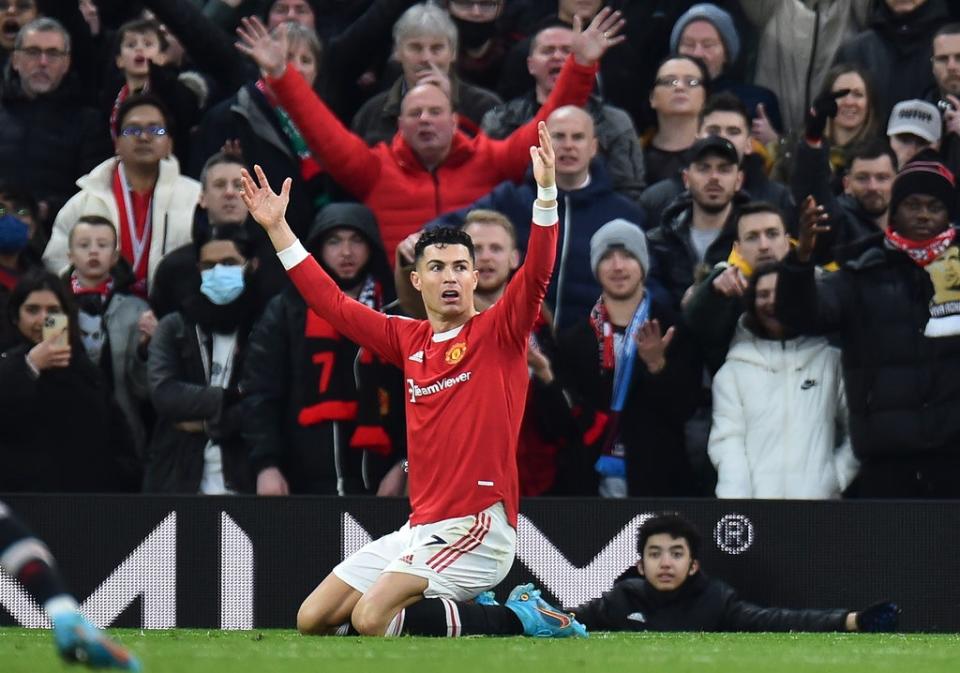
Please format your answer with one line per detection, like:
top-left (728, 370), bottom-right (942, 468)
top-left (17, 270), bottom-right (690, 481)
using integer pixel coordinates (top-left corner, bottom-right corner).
top-left (708, 266), bottom-right (858, 499)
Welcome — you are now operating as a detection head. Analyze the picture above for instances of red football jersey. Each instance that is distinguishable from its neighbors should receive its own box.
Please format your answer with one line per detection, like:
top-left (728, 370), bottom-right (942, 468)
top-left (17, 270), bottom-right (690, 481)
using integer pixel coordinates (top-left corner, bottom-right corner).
top-left (285, 217), bottom-right (557, 526)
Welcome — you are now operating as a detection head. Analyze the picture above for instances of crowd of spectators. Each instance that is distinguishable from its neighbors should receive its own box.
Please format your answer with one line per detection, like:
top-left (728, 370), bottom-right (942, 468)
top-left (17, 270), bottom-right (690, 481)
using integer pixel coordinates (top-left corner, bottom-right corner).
top-left (3, 0), bottom-right (960, 499)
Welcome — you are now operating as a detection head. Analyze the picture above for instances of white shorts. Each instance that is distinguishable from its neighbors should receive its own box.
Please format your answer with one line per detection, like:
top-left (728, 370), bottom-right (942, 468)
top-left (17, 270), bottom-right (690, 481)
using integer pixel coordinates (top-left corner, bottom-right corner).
top-left (333, 502), bottom-right (516, 602)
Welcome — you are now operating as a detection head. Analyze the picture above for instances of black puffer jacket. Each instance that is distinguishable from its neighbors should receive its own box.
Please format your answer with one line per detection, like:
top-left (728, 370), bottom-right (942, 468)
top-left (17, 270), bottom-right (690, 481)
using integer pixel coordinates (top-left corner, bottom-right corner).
top-left (572, 571), bottom-right (849, 632)
top-left (647, 194), bottom-right (745, 309)
top-left (833, 0), bottom-right (948, 123)
top-left (776, 237), bottom-right (960, 461)
top-left (0, 74), bottom-right (111, 220)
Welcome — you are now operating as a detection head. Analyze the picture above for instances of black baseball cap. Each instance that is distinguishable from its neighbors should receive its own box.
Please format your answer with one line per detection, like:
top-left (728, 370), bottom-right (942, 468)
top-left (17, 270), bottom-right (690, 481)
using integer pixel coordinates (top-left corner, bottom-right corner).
top-left (686, 135), bottom-right (739, 166)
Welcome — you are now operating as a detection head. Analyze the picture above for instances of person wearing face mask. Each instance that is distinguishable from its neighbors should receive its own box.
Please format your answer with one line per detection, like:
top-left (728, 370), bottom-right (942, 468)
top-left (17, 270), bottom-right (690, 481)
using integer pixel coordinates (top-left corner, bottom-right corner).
top-left (443, 0), bottom-right (510, 93)
top-left (0, 184), bottom-right (43, 345)
top-left (0, 270), bottom-right (139, 493)
top-left (143, 226), bottom-right (259, 494)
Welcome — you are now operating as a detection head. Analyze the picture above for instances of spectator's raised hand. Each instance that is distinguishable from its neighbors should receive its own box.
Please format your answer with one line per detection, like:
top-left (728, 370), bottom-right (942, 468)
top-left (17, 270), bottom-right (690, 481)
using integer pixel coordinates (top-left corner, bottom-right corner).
top-left (712, 265), bottom-right (748, 298)
top-left (943, 95), bottom-right (960, 138)
top-left (531, 121), bottom-right (556, 193)
top-left (27, 335), bottom-right (71, 372)
top-left (635, 318), bottom-right (674, 374)
top-left (571, 7), bottom-right (625, 66)
top-left (751, 103), bottom-right (779, 146)
top-left (240, 165), bottom-right (292, 232)
top-left (137, 309), bottom-right (158, 345)
top-left (805, 89), bottom-right (848, 142)
top-left (220, 138), bottom-right (243, 160)
top-left (235, 16), bottom-right (287, 78)
top-left (796, 195), bottom-right (830, 263)
top-left (415, 61), bottom-right (452, 100)
top-left (397, 231), bottom-right (423, 266)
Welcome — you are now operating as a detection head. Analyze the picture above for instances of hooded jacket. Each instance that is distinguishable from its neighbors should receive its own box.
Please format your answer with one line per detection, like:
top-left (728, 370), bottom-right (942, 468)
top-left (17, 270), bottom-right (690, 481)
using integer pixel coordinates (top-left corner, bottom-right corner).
top-left (709, 318), bottom-right (858, 499)
top-left (428, 159), bottom-right (645, 328)
top-left (43, 156), bottom-right (201, 288)
top-left (240, 203), bottom-right (393, 494)
top-left (263, 54), bottom-right (598, 264)
top-left (833, 0), bottom-right (948, 124)
top-left (572, 570), bottom-right (849, 632)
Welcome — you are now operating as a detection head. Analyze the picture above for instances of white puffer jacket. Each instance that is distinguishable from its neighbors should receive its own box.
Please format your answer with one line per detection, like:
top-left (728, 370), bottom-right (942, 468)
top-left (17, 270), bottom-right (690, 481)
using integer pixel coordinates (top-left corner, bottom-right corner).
top-left (708, 319), bottom-right (858, 499)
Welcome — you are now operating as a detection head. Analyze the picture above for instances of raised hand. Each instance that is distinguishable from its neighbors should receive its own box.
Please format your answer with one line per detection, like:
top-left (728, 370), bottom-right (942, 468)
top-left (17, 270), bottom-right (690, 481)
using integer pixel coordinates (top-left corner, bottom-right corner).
top-left (796, 195), bottom-right (830, 263)
top-left (751, 103), bottom-right (779, 145)
top-left (235, 16), bottom-right (287, 78)
top-left (571, 7), bottom-right (625, 66)
top-left (415, 61), bottom-right (452, 100)
top-left (531, 121), bottom-right (556, 193)
top-left (240, 165), bottom-right (292, 232)
top-left (635, 319), bottom-right (674, 374)
top-left (27, 335), bottom-right (71, 372)
top-left (805, 88), bottom-right (848, 141)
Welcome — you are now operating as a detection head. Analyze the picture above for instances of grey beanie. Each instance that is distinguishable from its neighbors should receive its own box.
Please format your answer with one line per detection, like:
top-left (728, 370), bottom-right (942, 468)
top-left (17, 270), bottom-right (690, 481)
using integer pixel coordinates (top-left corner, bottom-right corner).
top-left (670, 3), bottom-right (740, 66)
top-left (590, 219), bottom-right (649, 279)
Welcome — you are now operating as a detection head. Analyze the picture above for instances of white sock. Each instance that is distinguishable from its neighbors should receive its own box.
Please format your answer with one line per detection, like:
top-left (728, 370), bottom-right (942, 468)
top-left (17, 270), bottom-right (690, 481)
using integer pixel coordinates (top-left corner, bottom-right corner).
top-left (384, 609), bottom-right (405, 637)
top-left (439, 598), bottom-right (461, 637)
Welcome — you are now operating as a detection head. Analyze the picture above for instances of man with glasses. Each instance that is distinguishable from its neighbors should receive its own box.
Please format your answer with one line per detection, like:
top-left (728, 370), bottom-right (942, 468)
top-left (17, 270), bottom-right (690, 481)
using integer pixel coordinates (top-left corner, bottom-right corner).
top-left (43, 94), bottom-right (201, 298)
top-left (0, 18), bottom-right (111, 228)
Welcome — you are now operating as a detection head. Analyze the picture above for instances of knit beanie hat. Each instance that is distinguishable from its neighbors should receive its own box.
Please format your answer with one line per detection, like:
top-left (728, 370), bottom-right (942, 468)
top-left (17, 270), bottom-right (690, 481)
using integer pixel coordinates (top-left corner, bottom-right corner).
top-left (889, 155), bottom-right (957, 222)
top-left (590, 219), bottom-right (649, 279)
top-left (670, 3), bottom-right (740, 66)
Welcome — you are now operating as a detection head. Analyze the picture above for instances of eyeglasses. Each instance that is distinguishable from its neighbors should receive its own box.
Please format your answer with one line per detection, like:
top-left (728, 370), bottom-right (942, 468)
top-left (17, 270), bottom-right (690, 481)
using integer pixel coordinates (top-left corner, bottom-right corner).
top-left (0, 1), bottom-right (35, 12)
top-left (15, 47), bottom-right (69, 61)
top-left (449, 0), bottom-right (500, 13)
top-left (654, 76), bottom-right (703, 89)
top-left (0, 205), bottom-right (31, 219)
top-left (119, 125), bottom-right (167, 138)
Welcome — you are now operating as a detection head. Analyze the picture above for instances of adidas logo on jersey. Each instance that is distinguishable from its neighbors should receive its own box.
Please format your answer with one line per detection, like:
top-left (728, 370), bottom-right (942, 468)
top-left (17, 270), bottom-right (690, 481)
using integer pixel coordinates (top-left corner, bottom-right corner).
top-left (408, 351), bottom-right (424, 363)
top-left (400, 554), bottom-right (414, 565)
top-left (407, 372), bottom-right (472, 403)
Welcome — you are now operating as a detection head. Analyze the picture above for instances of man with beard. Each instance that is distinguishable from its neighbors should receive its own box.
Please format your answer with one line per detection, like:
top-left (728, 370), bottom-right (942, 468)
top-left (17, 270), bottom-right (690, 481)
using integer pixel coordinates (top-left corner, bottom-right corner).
top-left (647, 135), bottom-right (745, 310)
top-left (927, 23), bottom-right (960, 176)
top-left (143, 226), bottom-right (259, 493)
top-left (793, 138), bottom-right (897, 265)
top-left (778, 153), bottom-right (960, 497)
top-left (241, 203), bottom-right (393, 495)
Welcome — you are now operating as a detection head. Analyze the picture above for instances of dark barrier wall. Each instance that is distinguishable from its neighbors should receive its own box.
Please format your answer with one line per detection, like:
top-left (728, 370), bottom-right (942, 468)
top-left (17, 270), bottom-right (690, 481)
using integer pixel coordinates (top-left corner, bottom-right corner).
top-left (1, 496), bottom-right (957, 632)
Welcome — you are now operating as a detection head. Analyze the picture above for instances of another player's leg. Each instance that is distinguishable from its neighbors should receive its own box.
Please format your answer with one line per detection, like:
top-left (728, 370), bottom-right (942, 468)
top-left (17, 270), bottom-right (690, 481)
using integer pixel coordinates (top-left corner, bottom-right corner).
top-left (0, 502), bottom-right (141, 670)
top-left (351, 571), bottom-right (429, 635)
top-left (296, 573), bottom-right (364, 635)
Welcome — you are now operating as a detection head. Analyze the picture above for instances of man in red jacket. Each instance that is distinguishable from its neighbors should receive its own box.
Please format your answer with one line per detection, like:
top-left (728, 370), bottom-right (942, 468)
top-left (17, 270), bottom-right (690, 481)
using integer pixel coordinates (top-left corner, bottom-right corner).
top-left (235, 7), bottom-right (625, 264)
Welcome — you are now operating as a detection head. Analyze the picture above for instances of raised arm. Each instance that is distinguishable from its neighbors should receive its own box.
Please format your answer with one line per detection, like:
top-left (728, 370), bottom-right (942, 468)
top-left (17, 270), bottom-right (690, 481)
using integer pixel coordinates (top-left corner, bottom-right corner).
top-left (240, 165), bottom-right (405, 366)
top-left (494, 122), bottom-right (559, 349)
top-left (492, 8), bottom-right (624, 181)
top-left (236, 18), bottom-right (382, 199)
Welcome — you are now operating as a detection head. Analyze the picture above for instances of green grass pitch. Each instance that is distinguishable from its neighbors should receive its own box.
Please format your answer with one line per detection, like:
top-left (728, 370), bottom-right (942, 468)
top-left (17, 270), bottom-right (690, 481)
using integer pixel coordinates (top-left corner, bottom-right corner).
top-left (2, 628), bottom-right (959, 673)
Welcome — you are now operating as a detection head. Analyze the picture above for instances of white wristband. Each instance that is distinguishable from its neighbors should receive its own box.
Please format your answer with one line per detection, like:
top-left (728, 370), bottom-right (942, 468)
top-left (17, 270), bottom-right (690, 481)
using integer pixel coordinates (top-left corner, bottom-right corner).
top-left (537, 184), bottom-right (558, 201)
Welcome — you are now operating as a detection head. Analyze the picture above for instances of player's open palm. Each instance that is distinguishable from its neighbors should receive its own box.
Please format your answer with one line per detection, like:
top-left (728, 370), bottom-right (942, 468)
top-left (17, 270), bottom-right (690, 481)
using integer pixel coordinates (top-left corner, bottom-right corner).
top-left (235, 16), bottom-right (287, 78)
top-left (531, 121), bottom-right (556, 190)
top-left (240, 165), bottom-right (291, 231)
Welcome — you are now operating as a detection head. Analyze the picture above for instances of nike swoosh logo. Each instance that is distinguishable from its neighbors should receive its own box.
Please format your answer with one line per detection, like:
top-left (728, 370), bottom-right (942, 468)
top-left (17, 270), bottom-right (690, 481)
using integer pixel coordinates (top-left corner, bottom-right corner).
top-left (536, 606), bottom-right (572, 628)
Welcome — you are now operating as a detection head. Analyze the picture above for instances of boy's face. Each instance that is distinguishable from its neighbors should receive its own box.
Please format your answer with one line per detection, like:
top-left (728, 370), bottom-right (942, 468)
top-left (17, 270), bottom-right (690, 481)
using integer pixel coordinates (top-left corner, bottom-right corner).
top-left (116, 29), bottom-right (162, 78)
top-left (638, 533), bottom-right (699, 592)
top-left (68, 222), bottom-right (118, 281)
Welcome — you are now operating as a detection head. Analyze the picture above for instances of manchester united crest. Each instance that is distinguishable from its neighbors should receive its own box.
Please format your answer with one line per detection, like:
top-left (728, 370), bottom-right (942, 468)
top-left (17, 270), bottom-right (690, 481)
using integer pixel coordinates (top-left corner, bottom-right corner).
top-left (445, 341), bottom-right (467, 364)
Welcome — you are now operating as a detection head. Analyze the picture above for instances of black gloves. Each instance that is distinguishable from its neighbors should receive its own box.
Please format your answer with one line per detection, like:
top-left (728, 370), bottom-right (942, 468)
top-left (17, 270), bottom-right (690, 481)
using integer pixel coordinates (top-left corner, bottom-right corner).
top-left (856, 601), bottom-right (900, 632)
top-left (805, 88), bottom-right (849, 142)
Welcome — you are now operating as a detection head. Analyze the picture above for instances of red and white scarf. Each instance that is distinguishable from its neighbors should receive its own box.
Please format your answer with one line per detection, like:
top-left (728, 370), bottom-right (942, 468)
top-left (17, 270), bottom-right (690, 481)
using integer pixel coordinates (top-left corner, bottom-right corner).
top-left (884, 228), bottom-right (957, 267)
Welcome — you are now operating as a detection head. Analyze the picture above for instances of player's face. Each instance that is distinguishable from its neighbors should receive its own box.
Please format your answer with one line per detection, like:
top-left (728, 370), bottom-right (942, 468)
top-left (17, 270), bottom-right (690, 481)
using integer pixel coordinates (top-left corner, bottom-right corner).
top-left (734, 212), bottom-right (789, 270)
top-left (638, 533), bottom-right (698, 592)
top-left (596, 248), bottom-right (644, 301)
top-left (68, 223), bottom-right (119, 282)
top-left (321, 227), bottom-right (371, 282)
top-left (411, 243), bottom-right (478, 319)
top-left (16, 289), bottom-right (62, 344)
top-left (465, 221), bottom-right (518, 293)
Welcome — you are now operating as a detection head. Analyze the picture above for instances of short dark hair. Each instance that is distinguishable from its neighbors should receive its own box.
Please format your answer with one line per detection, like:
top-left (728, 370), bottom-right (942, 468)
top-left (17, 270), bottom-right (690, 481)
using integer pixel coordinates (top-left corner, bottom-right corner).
top-left (933, 22), bottom-right (960, 41)
top-left (637, 514), bottom-right (702, 559)
top-left (114, 93), bottom-right (173, 138)
top-left (193, 223), bottom-right (255, 260)
top-left (6, 270), bottom-right (79, 347)
top-left (413, 227), bottom-right (475, 265)
top-left (847, 138), bottom-right (898, 172)
top-left (68, 215), bottom-right (117, 247)
top-left (736, 201), bottom-right (785, 239)
top-left (699, 91), bottom-right (749, 129)
top-left (114, 18), bottom-right (166, 57)
top-left (199, 151), bottom-right (245, 189)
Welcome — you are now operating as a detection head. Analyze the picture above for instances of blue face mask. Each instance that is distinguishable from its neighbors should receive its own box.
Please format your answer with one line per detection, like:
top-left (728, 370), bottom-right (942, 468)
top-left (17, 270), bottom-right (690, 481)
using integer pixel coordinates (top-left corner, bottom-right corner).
top-left (0, 214), bottom-right (29, 254)
top-left (200, 264), bottom-right (245, 305)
